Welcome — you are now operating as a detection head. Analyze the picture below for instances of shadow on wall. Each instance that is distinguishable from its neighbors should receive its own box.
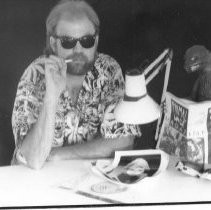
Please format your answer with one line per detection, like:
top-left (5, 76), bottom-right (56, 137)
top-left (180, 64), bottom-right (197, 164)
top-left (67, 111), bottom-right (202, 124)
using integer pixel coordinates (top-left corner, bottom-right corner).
top-left (134, 121), bottom-right (158, 150)
top-left (0, 111), bottom-right (14, 166)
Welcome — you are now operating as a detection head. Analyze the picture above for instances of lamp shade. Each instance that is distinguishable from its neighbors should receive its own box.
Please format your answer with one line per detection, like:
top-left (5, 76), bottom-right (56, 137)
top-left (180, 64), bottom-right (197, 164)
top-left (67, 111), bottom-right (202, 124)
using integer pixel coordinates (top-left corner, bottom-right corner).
top-left (114, 70), bottom-right (161, 124)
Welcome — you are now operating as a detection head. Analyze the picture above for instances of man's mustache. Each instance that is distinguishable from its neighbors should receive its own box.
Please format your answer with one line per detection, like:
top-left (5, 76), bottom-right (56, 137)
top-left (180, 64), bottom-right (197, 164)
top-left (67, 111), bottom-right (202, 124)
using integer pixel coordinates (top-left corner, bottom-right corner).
top-left (67, 53), bottom-right (88, 62)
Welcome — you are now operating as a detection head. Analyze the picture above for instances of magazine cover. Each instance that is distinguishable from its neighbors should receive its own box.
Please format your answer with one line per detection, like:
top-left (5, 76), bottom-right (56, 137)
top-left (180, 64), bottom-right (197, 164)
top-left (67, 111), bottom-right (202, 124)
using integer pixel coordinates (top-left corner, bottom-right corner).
top-left (91, 149), bottom-right (169, 185)
top-left (157, 92), bottom-right (211, 170)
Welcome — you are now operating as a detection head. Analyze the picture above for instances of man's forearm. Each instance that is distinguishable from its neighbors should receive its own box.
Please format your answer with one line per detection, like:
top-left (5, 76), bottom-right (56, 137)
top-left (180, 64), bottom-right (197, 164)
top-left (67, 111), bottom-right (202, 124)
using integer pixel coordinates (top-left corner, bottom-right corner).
top-left (48, 136), bottom-right (134, 161)
top-left (20, 96), bottom-right (57, 169)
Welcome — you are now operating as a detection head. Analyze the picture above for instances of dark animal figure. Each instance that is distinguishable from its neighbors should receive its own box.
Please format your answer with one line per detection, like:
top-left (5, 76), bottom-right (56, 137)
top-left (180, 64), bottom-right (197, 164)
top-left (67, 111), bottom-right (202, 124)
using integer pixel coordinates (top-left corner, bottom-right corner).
top-left (184, 45), bottom-right (211, 102)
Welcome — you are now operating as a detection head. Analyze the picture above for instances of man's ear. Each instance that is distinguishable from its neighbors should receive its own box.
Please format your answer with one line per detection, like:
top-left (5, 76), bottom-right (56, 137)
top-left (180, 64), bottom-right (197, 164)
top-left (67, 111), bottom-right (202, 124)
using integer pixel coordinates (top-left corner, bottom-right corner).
top-left (50, 36), bottom-right (56, 52)
top-left (94, 35), bottom-right (99, 49)
top-left (95, 35), bottom-right (99, 46)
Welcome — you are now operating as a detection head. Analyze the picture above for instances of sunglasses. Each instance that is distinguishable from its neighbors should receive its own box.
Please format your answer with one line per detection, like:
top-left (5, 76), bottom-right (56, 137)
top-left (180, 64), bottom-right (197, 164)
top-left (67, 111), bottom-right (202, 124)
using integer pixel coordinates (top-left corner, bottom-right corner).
top-left (54, 34), bottom-right (97, 49)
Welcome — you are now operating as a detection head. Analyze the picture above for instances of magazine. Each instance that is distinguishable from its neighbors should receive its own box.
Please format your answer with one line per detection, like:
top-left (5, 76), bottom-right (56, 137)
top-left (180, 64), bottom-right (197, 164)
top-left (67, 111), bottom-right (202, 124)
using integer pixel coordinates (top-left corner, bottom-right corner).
top-left (157, 91), bottom-right (211, 172)
top-left (91, 149), bottom-right (169, 186)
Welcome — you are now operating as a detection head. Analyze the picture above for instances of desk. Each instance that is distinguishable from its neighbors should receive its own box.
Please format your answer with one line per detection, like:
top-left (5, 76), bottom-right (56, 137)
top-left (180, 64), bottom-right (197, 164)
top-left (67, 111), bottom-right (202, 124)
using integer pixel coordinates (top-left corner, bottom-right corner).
top-left (0, 158), bottom-right (211, 207)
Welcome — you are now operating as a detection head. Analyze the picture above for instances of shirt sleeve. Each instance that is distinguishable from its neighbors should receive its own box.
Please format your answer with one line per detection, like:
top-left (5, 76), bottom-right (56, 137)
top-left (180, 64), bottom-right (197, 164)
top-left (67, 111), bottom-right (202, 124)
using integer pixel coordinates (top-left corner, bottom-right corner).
top-left (98, 55), bottom-right (142, 139)
top-left (11, 58), bottom-right (46, 153)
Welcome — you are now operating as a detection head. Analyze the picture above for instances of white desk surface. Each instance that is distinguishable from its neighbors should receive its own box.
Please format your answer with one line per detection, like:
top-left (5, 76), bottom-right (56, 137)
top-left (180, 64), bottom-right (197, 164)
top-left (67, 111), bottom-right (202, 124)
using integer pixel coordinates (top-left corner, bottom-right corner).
top-left (0, 157), bottom-right (211, 207)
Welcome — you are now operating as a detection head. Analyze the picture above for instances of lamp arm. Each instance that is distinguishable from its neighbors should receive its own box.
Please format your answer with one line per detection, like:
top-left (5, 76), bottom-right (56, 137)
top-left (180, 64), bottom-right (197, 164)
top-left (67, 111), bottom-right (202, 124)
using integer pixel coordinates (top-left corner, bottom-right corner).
top-left (155, 57), bottom-right (173, 141)
top-left (144, 49), bottom-right (170, 77)
top-left (140, 48), bottom-right (174, 141)
top-left (145, 61), bottom-right (166, 85)
top-left (144, 49), bottom-right (173, 85)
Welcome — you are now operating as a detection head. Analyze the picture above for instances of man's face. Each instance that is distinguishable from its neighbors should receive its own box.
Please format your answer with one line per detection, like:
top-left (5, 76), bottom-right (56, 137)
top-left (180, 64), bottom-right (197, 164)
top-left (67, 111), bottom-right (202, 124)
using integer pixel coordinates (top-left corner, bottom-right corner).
top-left (50, 16), bottom-right (98, 75)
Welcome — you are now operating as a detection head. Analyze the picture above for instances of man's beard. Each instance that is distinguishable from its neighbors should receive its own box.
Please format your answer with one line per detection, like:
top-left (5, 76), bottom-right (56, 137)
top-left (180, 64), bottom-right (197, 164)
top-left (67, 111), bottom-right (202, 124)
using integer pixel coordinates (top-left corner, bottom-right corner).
top-left (66, 53), bottom-right (96, 76)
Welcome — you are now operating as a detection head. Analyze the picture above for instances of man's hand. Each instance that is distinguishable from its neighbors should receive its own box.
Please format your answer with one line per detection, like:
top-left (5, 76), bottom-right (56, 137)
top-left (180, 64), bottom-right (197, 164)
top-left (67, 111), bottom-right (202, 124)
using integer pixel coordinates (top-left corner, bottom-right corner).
top-left (18, 55), bottom-right (67, 169)
top-left (44, 55), bottom-right (67, 102)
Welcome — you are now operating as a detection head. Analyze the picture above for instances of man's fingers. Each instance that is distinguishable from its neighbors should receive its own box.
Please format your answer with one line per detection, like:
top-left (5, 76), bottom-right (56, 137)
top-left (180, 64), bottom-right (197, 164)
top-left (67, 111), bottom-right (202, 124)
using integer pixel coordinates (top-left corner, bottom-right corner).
top-left (39, 56), bottom-right (67, 79)
top-left (49, 55), bottom-right (67, 77)
top-left (45, 63), bottom-right (66, 80)
top-left (45, 63), bottom-right (59, 73)
top-left (49, 55), bottom-right (66, 71)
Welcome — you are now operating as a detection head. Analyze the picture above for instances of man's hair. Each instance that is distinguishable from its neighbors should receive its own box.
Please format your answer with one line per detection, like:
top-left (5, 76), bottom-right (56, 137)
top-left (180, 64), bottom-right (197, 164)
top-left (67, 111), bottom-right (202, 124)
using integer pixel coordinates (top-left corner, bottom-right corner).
top-left (44, 0), bottom-right (100, 55)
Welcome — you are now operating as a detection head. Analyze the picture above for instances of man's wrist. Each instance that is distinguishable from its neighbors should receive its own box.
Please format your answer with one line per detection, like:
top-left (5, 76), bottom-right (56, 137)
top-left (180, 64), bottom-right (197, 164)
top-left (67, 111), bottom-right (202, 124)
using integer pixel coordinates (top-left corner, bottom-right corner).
top-left (47, 147), bottom-right (60, 161)
top-left (44, 93), bottom-right (59, 108)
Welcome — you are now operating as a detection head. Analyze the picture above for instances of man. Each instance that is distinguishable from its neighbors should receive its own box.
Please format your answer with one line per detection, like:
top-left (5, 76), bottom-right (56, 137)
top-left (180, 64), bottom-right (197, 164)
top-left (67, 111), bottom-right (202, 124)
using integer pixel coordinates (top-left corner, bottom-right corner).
top-left (11, 0), bottom-right (141, 169)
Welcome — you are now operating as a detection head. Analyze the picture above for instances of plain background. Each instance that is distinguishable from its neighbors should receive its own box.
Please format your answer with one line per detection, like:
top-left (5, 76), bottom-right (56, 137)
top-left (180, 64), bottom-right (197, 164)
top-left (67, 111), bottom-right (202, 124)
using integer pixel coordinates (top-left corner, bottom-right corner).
top-left (0, 0), bottom-right (210, 165)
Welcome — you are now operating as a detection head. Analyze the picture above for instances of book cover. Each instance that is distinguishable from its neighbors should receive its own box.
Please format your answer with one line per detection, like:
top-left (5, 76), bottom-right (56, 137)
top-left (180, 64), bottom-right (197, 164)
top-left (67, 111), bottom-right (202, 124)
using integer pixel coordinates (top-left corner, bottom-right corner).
top-left (157, 92), bottom-right (211, 170)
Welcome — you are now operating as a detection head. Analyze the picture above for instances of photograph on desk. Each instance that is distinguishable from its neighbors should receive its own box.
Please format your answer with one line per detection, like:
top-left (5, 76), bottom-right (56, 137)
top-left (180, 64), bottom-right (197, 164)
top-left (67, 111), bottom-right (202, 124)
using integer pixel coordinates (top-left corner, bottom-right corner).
top-left (91, 149), bottom-right (169, 185)
top-left (157, 92), bottom-right (211, 179)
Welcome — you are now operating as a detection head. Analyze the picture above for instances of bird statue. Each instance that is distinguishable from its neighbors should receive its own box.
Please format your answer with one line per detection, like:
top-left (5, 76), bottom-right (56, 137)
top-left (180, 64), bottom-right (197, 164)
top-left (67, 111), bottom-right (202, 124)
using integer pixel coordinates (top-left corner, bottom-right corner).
top-left (184, 45), bottom-right (211, 102)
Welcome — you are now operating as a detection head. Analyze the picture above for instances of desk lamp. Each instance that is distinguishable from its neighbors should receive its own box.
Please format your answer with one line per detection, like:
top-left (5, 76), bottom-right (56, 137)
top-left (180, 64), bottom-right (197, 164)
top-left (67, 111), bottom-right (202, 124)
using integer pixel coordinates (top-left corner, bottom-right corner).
top-left (114, 69), bottom-right (160, 124)
top-left (114, 49), bottom-right (173, 133)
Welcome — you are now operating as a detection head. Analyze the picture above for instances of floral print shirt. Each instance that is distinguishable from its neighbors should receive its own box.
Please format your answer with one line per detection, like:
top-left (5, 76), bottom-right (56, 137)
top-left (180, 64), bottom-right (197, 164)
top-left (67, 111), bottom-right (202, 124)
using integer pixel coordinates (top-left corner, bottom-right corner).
top-left (11, 53), bottom-right (141, 164)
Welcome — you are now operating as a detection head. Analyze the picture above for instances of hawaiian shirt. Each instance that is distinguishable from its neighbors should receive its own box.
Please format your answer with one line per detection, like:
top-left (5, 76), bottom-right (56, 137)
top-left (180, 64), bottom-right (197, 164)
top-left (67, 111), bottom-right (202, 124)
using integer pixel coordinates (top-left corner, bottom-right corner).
top-left (11, 53), bottom-right (142, 164)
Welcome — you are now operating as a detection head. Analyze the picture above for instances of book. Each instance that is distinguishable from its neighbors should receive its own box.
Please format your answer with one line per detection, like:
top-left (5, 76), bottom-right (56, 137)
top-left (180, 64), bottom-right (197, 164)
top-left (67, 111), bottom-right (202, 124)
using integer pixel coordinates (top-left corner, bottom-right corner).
top-left (157, 91), bottom-right (211, 172)
top-left (91, 149), bottom-right (169, 186)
